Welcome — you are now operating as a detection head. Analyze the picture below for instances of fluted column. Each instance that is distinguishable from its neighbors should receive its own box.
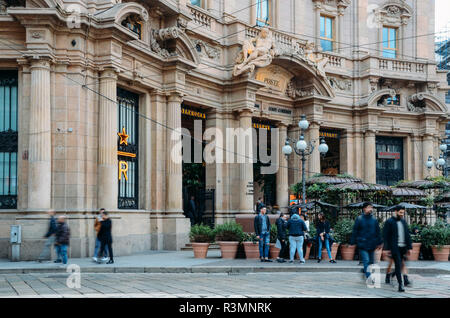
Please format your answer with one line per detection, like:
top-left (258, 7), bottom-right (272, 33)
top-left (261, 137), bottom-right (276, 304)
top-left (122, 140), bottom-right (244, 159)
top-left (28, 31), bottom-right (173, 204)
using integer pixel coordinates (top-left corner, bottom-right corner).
top-left (364, 130), bottom-right (376, 183)
top-left (422, 134), bottom-right (434, 179)
top-left (166, 93), bottom-right (183, 212)
top-left (28, 58), bottom-right (52, 210)
top-left (314, 1), bottom-right (322, 51)
top-left (239, 110), bottom-right (254, 213)
top-left (97, 68), bottom-right (118, 211)
top-left (276, 124), bottom-right (289, 213)
top-left (308, 122), bottom-right (321, 176)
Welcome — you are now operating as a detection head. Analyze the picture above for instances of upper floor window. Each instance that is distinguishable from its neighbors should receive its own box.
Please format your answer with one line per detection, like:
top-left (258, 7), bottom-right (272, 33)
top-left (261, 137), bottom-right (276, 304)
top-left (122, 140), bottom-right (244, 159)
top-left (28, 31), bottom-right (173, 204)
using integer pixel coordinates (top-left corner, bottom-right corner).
top-left (320, 15), bottom-right (334, 52)
top-left (256, 0), bottom-right (270, 26)
top-left (190, 0), bottom-right (202, 7)
top-left (382, 27), bottom-right (397, 58)
top-left (387, 94), bottom-right (400, 105)
top-left (121, 15), bottom-right (142, 40)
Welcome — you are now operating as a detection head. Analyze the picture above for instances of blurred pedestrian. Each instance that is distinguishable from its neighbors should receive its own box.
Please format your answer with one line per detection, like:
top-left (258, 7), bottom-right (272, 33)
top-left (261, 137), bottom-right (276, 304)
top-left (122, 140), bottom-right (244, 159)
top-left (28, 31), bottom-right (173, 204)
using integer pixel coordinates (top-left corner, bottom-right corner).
top-left (287, 213), bottom-right (308, 264)
top-left (37, 209), bottom-right (57, 262)
top-left (316, 213), bottom-right (336, 263)
top-left (254, 207), bottom-right (272, 262)
top-left (98, 211), bottom-right (114, 264)
top-left (350, 202), bottom-right (383, 285)
top-left (275, 212), bottom-right (288, 262)
top-left (54, 216), bottom-right (70, 265)
top-left (383, 205), bottom-right (412, 292)
top-left (93, 208), bottom-right (108, 262)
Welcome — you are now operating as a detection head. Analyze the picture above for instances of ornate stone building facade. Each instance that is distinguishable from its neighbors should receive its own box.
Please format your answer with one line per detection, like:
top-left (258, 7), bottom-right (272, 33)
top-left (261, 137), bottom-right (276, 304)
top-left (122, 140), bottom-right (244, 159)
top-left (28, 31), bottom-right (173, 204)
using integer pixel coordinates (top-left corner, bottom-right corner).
top-left (0, 0), bottom-right (448, 259)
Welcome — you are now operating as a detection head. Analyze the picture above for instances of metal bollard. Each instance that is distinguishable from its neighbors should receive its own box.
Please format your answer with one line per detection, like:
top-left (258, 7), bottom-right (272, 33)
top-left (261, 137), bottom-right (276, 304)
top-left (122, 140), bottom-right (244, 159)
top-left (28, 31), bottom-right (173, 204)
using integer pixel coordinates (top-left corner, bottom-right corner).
top-left (10, 225), bottom-right (22, 262)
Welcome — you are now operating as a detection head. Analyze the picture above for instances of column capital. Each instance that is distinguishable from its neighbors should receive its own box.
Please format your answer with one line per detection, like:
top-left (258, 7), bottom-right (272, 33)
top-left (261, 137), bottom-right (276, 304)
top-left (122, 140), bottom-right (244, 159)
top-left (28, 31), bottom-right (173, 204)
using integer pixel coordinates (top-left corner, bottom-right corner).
top-left (29, 58), bottom-right (52, 70)
top-left (237, 108), bottom-right (253, 118)
top-left (167, 92), bottom-right (184, 103)
top-left (364, 129), bottom-right (377, 136)
top-left (99, 68), bottom-right (118, 80)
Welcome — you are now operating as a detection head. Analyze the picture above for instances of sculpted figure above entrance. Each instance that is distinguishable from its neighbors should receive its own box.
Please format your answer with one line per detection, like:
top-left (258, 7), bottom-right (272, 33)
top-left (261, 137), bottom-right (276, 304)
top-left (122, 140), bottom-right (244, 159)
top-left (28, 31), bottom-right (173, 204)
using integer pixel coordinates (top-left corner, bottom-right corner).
top-left (233, 27), bottom-right (276, 77)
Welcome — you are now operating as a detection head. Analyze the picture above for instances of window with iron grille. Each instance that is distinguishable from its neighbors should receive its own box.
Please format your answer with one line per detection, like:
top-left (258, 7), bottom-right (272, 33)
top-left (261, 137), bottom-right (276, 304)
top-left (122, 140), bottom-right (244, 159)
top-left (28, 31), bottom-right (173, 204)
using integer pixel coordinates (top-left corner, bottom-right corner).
top-left (117, 88), bottom-right (139, 210)
top-left (0, 70), bottom-right (18, 209)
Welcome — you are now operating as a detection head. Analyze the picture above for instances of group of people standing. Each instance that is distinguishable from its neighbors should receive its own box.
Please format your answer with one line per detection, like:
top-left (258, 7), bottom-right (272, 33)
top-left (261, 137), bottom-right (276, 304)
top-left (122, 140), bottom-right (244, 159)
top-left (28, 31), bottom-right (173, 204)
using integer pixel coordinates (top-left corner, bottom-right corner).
top-left (254, 201), bottom-right (413, 292)
top-left (37, 208), bottom-right (114, 265)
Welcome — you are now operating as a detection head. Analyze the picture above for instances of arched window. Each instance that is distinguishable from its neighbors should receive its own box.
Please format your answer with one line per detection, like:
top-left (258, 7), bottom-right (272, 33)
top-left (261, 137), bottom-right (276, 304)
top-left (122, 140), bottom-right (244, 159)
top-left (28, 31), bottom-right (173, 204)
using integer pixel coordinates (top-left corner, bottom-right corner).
top-left (121, 14), bottom-right (143, 40)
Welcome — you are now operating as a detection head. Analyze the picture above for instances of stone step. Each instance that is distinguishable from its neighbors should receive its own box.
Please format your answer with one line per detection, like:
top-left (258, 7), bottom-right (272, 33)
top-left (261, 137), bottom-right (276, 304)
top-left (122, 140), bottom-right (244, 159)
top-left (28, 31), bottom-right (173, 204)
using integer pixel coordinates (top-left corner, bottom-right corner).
top-left (181, 243), bottom-right (220, 251)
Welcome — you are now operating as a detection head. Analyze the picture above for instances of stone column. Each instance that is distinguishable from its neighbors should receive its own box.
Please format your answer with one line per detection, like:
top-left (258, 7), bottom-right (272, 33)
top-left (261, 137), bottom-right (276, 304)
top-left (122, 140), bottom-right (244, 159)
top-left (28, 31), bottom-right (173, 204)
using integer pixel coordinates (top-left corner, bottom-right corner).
top-left (276, 124), bottom-right (289, 213)
top-left (364, 130), bottom-right (376, 183)
top-left (166, 93), bottom-right (183, 212)
top-left (97, 68), bottom-right (118, 211)
top-left (340, 131), bottom-right (354, 175)
top-left (422, 134), bottom-right (434, 179)
top-left (250, 0), bottom-right (257, 25)
top-left (307, 122), bottom-right (321, 177)
top-left (28, 58), bottom-right (52, 210)
top-left (163, 93), bottom-right (190, 250)
top-left (314, 1), bottom-right (322, 50)
top-left (239, 110), bottom-right (254, 213)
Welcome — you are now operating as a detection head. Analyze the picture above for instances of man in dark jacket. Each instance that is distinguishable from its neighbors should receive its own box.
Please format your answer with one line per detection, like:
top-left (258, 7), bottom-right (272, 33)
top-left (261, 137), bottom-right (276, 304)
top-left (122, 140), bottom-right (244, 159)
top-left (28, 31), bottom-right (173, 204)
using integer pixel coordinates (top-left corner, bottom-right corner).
top-left (98, 211), bottom-right (114, 264)
top-left (350, 202), bottom-right (383, 284)
top-left (37, 210), bottom-right (57, 262)
top-left (55, 216), bottom-right (70, 265)
top-left (383, 205), bottom-right (412, 292)
top-left (254, 207), bottom-right (272, 262)
top-left (287, 213), bottom-right (308, 263)
top-left (275, 213), bottom-right (288, 262)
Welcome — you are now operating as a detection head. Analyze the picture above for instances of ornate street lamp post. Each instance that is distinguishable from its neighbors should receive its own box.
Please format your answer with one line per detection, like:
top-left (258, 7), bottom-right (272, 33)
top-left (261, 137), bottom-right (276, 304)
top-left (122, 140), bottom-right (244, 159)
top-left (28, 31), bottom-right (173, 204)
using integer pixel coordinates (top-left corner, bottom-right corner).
top-left (282, 115), bottom-right (329, 213)
top-left (426, 140), bottom-right (448, 177)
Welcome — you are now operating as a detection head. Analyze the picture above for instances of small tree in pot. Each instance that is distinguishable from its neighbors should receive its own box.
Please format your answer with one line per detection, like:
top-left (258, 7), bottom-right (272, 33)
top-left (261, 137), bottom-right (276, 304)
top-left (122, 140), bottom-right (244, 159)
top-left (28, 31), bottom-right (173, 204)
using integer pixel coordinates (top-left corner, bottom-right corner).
top-left (243, 232), bottom-right (259, 259)
top-left (214, 222), bottom-right (245, 259)
top-left (420, 220), bottom-right (450, 261)
top-left (190, 224), bottom-right (214, 258)
top-left (334, 218), bottom-right (356, 261)
top-left (407, 224), bottom-right (423, 261)
top-left (269, 224), bottom-right (279, 259)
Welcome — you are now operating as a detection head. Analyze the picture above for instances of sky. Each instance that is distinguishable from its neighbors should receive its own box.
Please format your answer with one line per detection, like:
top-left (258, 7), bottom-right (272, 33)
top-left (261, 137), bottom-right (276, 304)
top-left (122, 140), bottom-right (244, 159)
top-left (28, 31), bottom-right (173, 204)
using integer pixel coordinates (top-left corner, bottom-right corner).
top-left (435, 0), bottom-right (450, 32)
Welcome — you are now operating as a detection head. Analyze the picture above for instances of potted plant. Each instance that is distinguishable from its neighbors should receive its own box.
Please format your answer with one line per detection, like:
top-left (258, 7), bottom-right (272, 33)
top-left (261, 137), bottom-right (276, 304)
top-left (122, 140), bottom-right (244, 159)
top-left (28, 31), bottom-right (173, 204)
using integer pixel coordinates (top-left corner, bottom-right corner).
top-left (269, 224), bottom-right (279, 259)
top-left (305, 223), bottom-right (316, 260)
top-left (420, 220), bottom-right (450, 261)
top-left (407, 224), bottom-right (422, 261)
top-left (214, 222), bottom-right (245, 259)
top-left (242, 232), bottom-right (260, 259)
top-left (320, 228), bottom-right (339, 261)
top-left (190, 224), bottom-right (214, 258)
top-left (334, 218), bottom-right (356, 261)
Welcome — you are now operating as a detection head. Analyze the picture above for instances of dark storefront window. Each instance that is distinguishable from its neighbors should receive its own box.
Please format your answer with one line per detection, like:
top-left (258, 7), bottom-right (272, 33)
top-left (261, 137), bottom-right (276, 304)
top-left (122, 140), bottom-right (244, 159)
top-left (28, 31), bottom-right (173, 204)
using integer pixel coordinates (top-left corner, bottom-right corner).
top-left (376, 136), bottom-right (404, 186)
top-left (117, 88), bottom-right (139, 209)
top-left (0, 71), bottom-right (18, 209)
top-left (320, 129), bottom-right (340, 175)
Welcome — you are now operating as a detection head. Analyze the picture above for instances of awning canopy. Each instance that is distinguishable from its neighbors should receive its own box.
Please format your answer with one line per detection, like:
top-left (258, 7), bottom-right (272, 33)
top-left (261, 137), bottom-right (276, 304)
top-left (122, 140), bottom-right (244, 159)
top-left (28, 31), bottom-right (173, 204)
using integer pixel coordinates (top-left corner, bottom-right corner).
top-left (331, 182), bottom-right (392, 192)
top-left (392, 187), bottom-right (426, 197)
top-left (306, 175), bottom-right (362, 185)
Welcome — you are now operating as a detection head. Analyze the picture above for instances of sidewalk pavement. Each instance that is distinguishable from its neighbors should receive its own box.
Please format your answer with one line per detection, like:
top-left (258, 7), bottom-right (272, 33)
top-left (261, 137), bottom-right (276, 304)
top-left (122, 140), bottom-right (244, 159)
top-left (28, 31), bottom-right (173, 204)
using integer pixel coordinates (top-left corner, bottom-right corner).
top-left (0, 250), bottom-right (449, 274)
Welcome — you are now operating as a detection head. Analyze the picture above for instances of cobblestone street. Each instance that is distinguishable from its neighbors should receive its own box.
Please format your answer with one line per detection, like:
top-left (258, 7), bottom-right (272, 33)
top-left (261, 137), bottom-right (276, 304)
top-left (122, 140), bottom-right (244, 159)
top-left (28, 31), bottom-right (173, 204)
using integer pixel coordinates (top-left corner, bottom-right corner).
top-left (0, 272), bottom-right (449, 298)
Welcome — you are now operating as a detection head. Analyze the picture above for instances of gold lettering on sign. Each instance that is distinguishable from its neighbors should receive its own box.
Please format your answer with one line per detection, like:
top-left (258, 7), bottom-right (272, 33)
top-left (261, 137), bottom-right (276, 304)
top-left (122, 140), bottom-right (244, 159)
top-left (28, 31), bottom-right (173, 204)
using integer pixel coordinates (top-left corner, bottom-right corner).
top-left (118, 161), bottom-right (129, 181)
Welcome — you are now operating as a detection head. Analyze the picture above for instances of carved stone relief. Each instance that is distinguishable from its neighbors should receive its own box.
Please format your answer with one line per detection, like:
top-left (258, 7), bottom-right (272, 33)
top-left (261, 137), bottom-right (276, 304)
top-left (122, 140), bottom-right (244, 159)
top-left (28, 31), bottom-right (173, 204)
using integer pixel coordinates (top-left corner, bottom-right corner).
top-left (193, 39), bottom-right (221, 61)
top-left (407, 93), bottom-right (426, 112)
top-left (286, 80), bottom-right (317, 98)
top-left (328, 76), bottom-right (352, 92)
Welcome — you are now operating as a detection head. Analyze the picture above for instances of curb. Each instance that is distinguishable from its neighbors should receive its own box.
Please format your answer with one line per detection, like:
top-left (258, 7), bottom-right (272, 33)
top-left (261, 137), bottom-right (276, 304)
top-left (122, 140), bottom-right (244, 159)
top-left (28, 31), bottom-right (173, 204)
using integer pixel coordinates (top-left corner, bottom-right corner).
top-left (0, 266), bottom-right (448, 275)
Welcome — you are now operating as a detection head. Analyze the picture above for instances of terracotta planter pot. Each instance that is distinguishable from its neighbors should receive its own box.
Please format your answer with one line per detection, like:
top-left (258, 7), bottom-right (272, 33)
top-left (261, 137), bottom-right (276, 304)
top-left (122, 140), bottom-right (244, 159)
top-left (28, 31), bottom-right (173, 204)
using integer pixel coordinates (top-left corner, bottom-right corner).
top-left (218, 241), bottom-right (240, 259)
top-left (408, 243), bottom-right (422, 261)
top-left (340, 244), bottom-right (356, 261)
top-left (321, 243), bottom-right (339, 261)
top-left (269, 243), bottom-right (280, 259)
top-left (305, 243), bottom-right (312, 260)
top-left (191, 242), bottom-right (210, 259)
top-left (243, 241), bottom-right (260, 259)
top-left (431, 245), bottom-right (450, 262)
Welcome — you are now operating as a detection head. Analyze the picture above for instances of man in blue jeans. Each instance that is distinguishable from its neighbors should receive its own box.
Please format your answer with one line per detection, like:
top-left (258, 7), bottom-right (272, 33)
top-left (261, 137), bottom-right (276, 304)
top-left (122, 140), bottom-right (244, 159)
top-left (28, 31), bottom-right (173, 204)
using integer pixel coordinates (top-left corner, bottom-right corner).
top-left (254, 207), bottom-right (272, 262)
top-left (350, 202), bottom-right (383, 285)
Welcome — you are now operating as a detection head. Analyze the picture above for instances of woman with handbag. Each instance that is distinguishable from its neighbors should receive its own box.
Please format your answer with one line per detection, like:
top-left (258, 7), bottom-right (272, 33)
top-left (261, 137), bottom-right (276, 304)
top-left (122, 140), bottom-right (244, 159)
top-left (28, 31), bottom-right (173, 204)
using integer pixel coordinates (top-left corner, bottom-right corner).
top-left (316, 213), bottom-right (337, 263)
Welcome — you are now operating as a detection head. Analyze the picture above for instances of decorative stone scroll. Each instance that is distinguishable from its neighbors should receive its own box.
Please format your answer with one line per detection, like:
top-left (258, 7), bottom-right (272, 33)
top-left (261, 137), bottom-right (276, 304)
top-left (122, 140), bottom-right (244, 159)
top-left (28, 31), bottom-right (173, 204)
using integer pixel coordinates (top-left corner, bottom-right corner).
top-left (233, 27), bottom-right (276, 77)
top-left (304, 42), bottom-right (328, 79)
top-left (407, 93), bottom-right (426, 112)
top-left (286, 80), bottom-right (316, 98)
top-left (328, 76), bottom-right (352, 92)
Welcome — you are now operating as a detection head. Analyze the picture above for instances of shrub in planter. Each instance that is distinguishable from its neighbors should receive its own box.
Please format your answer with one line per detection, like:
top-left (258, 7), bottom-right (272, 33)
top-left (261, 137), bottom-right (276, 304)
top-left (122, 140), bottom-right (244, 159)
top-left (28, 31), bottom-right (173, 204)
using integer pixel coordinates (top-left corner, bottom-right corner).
top-left (420, 220), bottom-right (450, 261)
top-left (243, 232), bottom-right (260, 259)
top-left (214, 222), bottom-right (245, 259)
top-left (190, 224), bottom-right (214, 258)
top-left (334, 218), bottom-right (356, 261)
top-left (407, 231), bottom-right (422, 261)
top-left (304, 223), bottom-right (316, 260)
top-left (269, 224), bottom-right (280, 259)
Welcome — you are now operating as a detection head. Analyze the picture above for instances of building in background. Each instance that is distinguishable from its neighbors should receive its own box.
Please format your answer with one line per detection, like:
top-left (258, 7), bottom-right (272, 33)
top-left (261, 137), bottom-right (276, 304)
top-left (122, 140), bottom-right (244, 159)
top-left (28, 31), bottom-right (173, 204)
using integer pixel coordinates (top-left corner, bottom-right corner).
top-left (0, 0), bottom-right (449, 260)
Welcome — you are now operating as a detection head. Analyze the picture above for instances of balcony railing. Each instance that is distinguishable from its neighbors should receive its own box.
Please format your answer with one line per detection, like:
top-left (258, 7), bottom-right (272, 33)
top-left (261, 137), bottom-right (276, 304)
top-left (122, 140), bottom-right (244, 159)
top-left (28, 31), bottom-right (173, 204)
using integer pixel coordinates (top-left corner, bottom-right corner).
top-left (378, 57), bottom-right (426, 74)
top-left (322, 52), bottom-right (343, 68)
top-left (189, 5), bottom-right (212, 30)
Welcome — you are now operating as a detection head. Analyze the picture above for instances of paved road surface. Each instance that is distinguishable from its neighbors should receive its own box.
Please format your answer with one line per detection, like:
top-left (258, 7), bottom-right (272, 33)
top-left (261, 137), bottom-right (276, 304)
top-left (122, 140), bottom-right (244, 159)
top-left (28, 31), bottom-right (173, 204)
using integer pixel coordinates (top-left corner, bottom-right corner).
top-left (0, 272), bottom-right (449, 298)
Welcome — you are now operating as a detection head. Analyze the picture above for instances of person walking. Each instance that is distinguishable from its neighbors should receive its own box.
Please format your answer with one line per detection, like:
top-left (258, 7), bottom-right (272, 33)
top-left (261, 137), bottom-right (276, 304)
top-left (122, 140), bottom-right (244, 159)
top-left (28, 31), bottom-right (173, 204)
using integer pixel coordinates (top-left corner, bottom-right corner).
top-left (383, 205), bottom-right (412, 292)
top-left (37, 210), bottom-right (57, 262)
top-left (316, 213), bottom-right (337, 263)
top-left (98, 211), bottom-right (114, 264)
top-left (275, 213), bottom-right (288, 262)
top-left (287, 213), bottom-right (308, 264)
top-left (54, 216), bottom-right (70, 265)
top-left (254, 207), bottom-right (272, 262)
top-left (255, 197), bottom-right (265, 214)
top-left (93, 208), bottom-right (108, 262)
top-left (350, 202), bottom-right (383, 285)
